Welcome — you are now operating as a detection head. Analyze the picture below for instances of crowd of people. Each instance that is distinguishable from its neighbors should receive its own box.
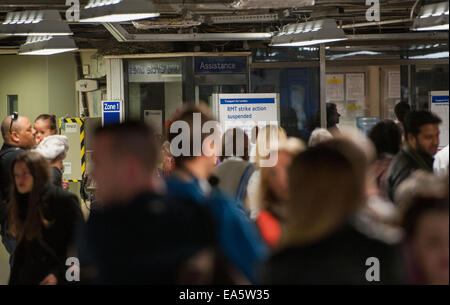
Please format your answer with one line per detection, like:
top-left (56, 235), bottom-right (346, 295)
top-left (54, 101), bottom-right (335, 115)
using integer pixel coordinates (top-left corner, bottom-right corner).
top-left (0, 102), bottom-right (448, 285)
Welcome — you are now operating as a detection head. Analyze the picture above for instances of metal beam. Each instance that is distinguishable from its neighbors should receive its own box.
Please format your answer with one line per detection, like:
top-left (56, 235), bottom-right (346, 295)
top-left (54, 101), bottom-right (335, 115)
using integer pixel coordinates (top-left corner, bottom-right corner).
top-left (103, 23), bottom-right (272, 42)
top-left (320, 44), bottom-right (327, 129)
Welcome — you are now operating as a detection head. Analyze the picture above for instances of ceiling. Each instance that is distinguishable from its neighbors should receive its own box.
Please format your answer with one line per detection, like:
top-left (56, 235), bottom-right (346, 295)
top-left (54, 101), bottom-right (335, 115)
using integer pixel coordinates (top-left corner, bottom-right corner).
top-left (0, 0), bottom-right (448, 55)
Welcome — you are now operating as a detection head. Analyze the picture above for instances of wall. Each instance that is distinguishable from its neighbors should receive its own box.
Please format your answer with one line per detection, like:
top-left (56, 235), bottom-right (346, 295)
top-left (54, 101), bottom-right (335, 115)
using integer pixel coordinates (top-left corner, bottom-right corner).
top-left (325, 65), bottom-right (400, 129)
top-left (0, 54), bottom-right (79, 147)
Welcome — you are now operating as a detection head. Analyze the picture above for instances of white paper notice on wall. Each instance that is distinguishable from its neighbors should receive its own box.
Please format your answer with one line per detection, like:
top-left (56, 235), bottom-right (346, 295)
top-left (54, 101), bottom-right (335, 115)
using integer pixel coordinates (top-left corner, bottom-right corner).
top-left (326, 74), bottom-right (344, 101)
top-left (388, 71), bottom-right (401, 99)
top-left (64, 123), bottom-right (78, 133)
top-left (346, 73), bottom-right (365, 100)
top-left (430, 91), bottom-right (449, 149)
top-left (63, 162), bottom-right (72, 175)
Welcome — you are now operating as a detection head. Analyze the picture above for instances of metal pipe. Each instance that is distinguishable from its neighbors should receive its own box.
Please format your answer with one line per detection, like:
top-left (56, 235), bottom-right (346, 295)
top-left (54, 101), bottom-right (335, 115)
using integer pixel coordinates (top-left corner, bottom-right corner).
top-left (340, 18), bottom-right (412, 29)
top-left (103, 23), bottom-right (272, 42)
top-left (320, 44), bottom-right (327, 129)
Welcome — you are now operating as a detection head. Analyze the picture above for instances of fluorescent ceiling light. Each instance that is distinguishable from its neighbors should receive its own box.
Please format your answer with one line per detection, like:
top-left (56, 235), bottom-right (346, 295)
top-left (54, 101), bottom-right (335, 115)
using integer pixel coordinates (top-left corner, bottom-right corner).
top-left (409, 51), bottom-right (449, 59)
top-left (0, 10), bottom-right (72, 36)
top-left (80, 0), bottom-right (160, 23)
top-left (271, 19), bottom-right (348, 47)
top-left (19, 36), bottom-right (78, 55)
top-left (329, 51), bottom-right (381, 60)
top-left (411, 1), bottom-right (449, 31)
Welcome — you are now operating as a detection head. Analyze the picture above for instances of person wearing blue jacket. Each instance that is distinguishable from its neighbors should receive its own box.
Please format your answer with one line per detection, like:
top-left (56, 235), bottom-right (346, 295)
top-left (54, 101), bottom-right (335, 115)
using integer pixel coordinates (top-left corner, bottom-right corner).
top-left (165, 103), bottom-right (268, 283)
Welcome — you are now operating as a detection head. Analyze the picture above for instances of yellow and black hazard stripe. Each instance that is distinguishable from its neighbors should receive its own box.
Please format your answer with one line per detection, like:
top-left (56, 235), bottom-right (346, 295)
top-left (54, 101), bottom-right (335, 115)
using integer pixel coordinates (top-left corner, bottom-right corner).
top-left (59, 118), bottom-right (86, 183)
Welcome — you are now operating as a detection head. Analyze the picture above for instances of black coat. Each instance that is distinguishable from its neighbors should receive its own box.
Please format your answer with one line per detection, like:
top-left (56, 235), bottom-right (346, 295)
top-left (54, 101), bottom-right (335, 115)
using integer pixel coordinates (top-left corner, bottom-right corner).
top-left (0, 144), bottom-right (25, 226)
top-left (386, 147), bottom-right (434, 202)
top-left (261, 216), bottom-right (407, 285)
top-left (9, 184), bottom-right (84, 285)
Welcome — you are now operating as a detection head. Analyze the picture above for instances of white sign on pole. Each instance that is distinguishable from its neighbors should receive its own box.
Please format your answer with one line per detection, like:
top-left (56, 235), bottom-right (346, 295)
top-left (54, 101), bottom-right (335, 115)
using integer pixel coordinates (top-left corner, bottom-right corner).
top-left (430, 91), bottom-right (449, 149)
top-left (214, 93), bottom-right (280, 135)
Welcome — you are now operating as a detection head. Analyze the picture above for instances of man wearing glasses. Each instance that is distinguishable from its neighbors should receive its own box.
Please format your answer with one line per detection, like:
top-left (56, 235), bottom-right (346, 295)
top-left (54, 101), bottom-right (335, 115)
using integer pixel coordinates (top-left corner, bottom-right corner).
top-left (0, 113), bottom-right (36, 261)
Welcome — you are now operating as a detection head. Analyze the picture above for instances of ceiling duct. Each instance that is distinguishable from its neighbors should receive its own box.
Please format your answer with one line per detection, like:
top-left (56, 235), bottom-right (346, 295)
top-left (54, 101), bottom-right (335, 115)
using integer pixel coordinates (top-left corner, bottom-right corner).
top-left (231, 0), bottom-right (314, 9)
top-left (210, 14), bottom-right (279, 24)
top-left (132, 18), bottom-right (202, 29)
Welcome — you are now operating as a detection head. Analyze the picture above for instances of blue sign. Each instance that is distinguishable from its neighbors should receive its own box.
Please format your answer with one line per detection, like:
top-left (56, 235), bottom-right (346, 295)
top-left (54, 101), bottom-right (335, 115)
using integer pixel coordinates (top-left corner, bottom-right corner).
top-left (220, 98), bottom-right (275, 105)
top-left (432, 96), bottom-right (449, 104)
top-left (102, 101), bottom-right (122, 126)
top-left (195, 57), bottom-right (247, 74)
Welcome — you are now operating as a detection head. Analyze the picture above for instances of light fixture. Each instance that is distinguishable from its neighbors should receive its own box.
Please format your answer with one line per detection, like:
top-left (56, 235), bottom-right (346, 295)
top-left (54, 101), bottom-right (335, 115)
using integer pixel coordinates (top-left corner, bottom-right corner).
top-left (79, 0), bottom-right (160, 23)
top-left (19, 36), bottom-right (78, 55)
top-left (411, 1), bottom-right (449, 31)
top-left (271, 19), bottom-right (347, 47)
top-left (0, 10), bottom-right (73, 36)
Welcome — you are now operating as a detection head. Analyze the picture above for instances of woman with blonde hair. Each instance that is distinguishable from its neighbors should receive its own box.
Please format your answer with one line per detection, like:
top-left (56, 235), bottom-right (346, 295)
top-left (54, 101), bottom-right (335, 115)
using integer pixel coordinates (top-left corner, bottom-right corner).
top-left (262, 139), bottom-right (406, 284)
top-left (246, 125), bottom-right (287, 217)
top-left (254, 137), bottom-right (304, 250)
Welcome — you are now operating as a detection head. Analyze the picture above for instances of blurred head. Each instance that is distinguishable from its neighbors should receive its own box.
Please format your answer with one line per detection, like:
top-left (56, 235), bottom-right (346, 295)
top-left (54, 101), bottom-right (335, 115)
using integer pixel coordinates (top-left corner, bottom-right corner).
top-left (404, 111), bottom-right (442, 157)
top-left (8, 151), bottom-right (50, 241)
top-left (92, 122), bottom-right (159, 204)
top-left (168, 103), bottom-right (220, 180)
top-left (34, 114), bottom-right (57, 146)
top-left (308, 128), bottom-right (333, 147)
top-left (326, 103), bottom-right (341, 127)
top-left (255, 125), bottom-right (287, 168)
top-left (398, 172), bottom-right (449, 285)
top-left (159, 141), bottom-right (175, 176)
top-left (1, 114), bottom-right (35, 149)
top-left (368, 120), bottom-right (402, 159)
top-left (257, 137), bottom-right (305, 215)
top-left (284, 139), bottom-right (367, 246)
top-left (394, 101), bottom-right (411, 125)
top-left (221, 128), bottom-right (250, 162)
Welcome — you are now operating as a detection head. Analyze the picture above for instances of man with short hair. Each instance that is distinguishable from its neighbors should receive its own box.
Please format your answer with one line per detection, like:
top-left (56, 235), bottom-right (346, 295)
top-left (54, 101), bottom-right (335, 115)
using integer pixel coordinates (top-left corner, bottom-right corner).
top-left (76, 122), bottom-right (218, 284)
top-left (0, 113), bottom-right (35, 258)
top-left (166, 103), bottom-right (268, 284)
top-left (386, 110), bottom-right (442, 202)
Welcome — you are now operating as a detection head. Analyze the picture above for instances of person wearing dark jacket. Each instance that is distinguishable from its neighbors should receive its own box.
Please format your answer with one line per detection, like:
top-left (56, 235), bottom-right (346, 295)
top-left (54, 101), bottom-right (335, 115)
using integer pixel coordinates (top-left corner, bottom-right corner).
top-left (262, 140), bottom-right (406, 284)
top-left (386, 111), bottom-right (442, 203)
top-left (1, 113), bottom-right (36, 261)
top-left (7, 151), bottom-right (83, 285)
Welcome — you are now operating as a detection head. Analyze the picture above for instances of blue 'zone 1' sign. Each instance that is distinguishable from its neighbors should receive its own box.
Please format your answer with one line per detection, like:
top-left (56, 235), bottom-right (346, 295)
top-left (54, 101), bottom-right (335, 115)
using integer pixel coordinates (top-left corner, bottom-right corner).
top-left (102, 101), bottom-right (121, 126)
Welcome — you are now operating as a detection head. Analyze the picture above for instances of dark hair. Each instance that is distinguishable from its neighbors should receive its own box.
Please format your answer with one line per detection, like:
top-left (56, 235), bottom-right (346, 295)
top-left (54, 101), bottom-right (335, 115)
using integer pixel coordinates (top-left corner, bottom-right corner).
top-left (167, 103), bottom-right (217, 166)
top-left (35, 114), bottom-right (57, 132)
top-left (403, 111), bottom-right (442, 138)
top-left (394, 102), bottom-right (411, 125)
top-left (401, 196), bottom-right (449, 237)
top-left (220, 128), bottom-right (249, 162)
top-left (368, 120), bottom-right (402, 158)
top-left (8, 151), bottom-right (51, 241)
top-left (94, 121), bottom-right (159, 173)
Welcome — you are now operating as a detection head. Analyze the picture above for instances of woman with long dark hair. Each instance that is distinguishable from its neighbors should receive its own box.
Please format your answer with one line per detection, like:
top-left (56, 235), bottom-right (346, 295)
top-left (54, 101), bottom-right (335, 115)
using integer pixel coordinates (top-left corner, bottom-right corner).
top-left (8, 151), bottom-right (83, 285)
